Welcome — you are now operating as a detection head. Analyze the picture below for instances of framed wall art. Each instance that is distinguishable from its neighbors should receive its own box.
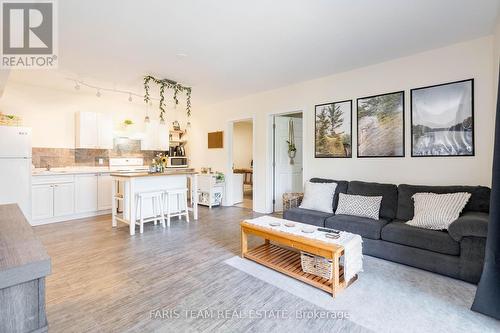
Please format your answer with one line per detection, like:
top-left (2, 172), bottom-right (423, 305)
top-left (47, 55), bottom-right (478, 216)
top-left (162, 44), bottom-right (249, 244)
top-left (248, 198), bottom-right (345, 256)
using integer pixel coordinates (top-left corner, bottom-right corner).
top-left (357, 91), bottom-right (405, 157)
top-left (411, 79), bottom-right (474, 157)
top-left (315, 100), bottom-right (352, 158)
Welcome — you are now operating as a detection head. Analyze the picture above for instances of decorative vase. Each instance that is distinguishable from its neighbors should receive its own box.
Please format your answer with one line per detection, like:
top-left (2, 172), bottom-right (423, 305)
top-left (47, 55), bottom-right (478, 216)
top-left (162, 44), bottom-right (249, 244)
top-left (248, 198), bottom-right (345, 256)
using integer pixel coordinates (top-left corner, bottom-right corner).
top-left (288, 149), bottom-right (296, 165)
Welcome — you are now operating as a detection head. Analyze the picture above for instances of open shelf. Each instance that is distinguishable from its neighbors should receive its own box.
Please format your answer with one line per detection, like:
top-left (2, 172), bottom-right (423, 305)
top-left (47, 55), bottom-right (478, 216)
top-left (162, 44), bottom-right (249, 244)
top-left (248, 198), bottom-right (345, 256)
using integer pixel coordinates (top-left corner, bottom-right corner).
top-left (244, 243), bottom-right (344, 294)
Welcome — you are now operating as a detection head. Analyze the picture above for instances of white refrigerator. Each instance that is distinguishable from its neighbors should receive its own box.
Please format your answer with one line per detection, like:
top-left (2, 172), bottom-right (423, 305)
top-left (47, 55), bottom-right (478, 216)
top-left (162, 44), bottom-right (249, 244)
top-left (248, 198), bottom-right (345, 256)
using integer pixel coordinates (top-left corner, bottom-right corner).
top-left (0, 126), bottom-right (32, 220)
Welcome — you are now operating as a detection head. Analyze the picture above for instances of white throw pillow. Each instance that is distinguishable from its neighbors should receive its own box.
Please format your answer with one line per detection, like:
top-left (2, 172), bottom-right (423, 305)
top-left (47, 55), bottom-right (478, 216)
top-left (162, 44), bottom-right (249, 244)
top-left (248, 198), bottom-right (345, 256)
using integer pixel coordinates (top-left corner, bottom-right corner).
top-left (406, 192), bottom-right (471, 230)
top-left (335, 193), bottom-right (382, 220)
top-left (299, 181), bottom-right (337, 213)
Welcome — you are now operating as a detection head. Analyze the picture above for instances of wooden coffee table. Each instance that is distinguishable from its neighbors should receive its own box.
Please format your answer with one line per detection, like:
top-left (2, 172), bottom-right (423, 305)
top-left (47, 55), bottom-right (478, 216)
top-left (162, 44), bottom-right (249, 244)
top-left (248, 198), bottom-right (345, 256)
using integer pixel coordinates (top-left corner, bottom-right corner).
top-left (240, 220), bottom-right (353, 297)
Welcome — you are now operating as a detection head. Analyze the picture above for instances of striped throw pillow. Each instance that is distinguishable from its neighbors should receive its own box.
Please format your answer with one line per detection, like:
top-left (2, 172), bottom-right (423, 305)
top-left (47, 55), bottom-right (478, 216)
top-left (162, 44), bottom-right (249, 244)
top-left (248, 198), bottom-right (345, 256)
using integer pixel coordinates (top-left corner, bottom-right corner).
top-left (406, 192), bottom-right (471, 230)
top-left (335, 193), bottom-right (382, 220)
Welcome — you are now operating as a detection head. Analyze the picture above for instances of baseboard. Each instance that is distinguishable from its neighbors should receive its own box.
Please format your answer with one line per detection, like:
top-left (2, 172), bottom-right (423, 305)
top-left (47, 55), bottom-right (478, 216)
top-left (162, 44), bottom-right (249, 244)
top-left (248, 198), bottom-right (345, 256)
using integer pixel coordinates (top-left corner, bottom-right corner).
top-left (30, 210), bottom-right (111, 226)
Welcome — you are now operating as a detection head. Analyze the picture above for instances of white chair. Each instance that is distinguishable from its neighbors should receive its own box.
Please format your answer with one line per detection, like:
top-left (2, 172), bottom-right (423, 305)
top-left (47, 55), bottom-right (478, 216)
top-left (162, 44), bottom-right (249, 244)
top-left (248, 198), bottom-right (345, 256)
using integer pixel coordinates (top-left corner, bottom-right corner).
top-left (164, 188), bottom-right (190, 227)
top-left (135, 191), bottom-right (166, 233)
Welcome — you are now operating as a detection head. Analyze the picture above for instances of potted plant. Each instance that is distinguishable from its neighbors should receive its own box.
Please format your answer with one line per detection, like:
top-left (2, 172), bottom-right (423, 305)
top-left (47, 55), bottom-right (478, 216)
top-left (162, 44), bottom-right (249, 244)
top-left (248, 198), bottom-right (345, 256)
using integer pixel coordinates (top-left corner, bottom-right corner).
top-left (287, 140), bottom-right (297, 159)
top-left (215, 172), bottom-right (225, 183)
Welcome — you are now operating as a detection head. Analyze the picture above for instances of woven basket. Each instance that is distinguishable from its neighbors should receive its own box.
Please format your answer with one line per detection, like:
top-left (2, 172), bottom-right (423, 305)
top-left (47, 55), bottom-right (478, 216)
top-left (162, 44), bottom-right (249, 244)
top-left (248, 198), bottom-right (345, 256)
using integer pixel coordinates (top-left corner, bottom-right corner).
top-left (0, 113), bottom-right (22, 126)
top-left (300, 252), bottom-right (333, 280)
top-left (282, 192), bottom-right (304, 211)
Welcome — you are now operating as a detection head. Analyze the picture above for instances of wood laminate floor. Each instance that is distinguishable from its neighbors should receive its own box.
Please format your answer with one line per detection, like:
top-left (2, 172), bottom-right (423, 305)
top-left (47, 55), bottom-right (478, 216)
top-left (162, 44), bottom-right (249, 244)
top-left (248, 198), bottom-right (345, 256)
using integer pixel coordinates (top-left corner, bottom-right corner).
top-left (34, 206), bottom-right (368, 333)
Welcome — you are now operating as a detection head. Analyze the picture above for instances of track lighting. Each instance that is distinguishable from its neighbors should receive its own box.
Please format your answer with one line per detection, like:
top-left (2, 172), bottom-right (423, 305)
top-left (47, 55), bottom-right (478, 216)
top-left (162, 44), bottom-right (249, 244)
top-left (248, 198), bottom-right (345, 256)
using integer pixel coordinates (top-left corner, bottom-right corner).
top-left (96, 89), bottom-right (101, 97)
top-left (128, 93), bottom-right (132, 102)
top-left (74, 81), bottom-right (80, 90)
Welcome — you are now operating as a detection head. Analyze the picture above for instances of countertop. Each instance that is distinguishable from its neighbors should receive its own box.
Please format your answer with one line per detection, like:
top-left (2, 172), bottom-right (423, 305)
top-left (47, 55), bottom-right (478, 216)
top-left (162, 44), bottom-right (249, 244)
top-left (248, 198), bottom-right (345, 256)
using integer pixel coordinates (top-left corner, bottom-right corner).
top-left (111, 169), bottom-right (197, 178)
top-left (32, 166), bottom-right (114, 176)
top-left (32, 167), bottom-right (197, 177)
top-left (0, 204), bottom-right (51, 289)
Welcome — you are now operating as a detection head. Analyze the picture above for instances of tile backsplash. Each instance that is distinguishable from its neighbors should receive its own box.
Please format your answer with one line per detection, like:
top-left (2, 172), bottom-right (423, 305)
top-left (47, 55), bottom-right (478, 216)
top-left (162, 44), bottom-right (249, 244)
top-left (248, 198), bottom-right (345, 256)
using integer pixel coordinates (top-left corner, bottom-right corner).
top-left (32, 139), bottom-right (165, 168)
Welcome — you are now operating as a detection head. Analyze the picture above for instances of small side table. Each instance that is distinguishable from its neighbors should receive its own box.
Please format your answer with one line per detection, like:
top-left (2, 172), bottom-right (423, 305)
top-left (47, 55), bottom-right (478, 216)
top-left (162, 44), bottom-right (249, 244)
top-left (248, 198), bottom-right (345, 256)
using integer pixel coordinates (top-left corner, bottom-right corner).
top-left (197, 174), bottom-right (225, 209)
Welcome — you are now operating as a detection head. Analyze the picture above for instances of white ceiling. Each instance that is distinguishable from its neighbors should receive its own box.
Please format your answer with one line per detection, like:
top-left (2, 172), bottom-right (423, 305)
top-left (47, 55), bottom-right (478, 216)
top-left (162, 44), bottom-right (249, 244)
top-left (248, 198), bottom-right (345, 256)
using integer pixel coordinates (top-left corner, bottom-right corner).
top-left (7, 0), bottom-right (500, 105)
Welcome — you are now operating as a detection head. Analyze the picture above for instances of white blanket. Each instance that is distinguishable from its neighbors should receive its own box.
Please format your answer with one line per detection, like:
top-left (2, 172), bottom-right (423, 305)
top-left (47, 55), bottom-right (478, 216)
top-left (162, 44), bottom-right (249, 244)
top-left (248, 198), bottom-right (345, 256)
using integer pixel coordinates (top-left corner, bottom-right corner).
top-left (244, 216), bottom-right (363, 281)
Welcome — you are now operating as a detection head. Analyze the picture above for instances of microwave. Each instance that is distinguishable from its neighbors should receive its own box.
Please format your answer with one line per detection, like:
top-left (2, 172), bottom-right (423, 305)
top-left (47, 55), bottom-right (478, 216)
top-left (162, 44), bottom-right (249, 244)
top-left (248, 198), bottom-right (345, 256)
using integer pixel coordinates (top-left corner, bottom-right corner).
top-left (168, 156), bottom-right (188, 168)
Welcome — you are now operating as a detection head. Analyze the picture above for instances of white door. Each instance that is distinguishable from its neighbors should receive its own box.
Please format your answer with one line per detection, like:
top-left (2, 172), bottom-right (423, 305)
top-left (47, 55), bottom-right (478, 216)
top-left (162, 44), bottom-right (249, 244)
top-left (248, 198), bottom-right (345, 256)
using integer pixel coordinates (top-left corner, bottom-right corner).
top-left (75, 174), bottom-right (98, 213)
top-left (232, 174), bottom-right (244, 204)
top-left (32, 185), bottom-right (54, 220)
top-left (97, 113), bottom-right (114, 149)
top-left (274, 116), bottom-right (303, 212)
top-left (53, 183), bottom-right (75, 217)
top-left (97, 174), bottom-right (113, 210)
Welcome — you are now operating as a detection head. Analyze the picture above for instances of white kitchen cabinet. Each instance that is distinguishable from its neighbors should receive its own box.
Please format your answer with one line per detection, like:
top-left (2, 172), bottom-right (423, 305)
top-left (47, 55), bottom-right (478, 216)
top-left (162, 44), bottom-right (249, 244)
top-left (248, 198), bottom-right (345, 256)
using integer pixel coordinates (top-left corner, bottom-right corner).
top-left (141, 120), bottom-right (168, 151)
top-left (32, 185), bottom-right (54, 220)
top-left (97, 173), bottom-right (113, 210)
top-left (97, 113), bottom-right (113, 149)
top-left (76, 112), bottom-right (98, 148)
top-left (53, 183), bottom-right (75, 217)
top-left (32, 181), bottom-right (75, 220)
top-left (32, 173), bottom-right (112, 225)
top-left (75, 174), bottom-right (98, 213)
top-left (76, 111), bottom-right (113, 149)
top-left (158, 123), bottom-right (169, 150)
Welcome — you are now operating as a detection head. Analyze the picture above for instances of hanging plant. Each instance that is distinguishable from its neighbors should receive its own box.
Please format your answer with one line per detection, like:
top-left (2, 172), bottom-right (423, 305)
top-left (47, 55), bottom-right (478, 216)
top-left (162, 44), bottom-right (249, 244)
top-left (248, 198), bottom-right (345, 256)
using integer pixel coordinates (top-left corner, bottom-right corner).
top-left (143, 75), bottom-right (192, 121)
top-left (287, 119), bottom-right (297, 164)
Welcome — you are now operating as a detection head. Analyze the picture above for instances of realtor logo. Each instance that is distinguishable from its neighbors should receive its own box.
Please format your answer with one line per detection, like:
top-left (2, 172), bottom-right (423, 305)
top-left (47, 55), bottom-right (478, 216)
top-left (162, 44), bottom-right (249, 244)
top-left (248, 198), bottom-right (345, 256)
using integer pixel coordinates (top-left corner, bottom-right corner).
top-left (1, 0), bottom-right (57, 68)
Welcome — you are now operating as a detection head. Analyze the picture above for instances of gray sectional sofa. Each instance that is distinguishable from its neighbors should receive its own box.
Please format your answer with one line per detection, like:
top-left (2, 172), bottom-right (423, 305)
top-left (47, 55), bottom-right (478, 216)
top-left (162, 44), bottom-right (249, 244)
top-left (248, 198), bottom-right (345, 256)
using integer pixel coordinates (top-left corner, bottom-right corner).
top-left (283, 178), bottom-right (491, 283)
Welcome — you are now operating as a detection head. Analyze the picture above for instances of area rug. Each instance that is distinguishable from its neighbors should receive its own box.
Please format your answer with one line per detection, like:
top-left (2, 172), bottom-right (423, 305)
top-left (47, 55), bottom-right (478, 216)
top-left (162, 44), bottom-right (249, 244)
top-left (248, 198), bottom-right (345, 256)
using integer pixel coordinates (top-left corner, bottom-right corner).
top-left (225, 255), bottom-right (500, 333)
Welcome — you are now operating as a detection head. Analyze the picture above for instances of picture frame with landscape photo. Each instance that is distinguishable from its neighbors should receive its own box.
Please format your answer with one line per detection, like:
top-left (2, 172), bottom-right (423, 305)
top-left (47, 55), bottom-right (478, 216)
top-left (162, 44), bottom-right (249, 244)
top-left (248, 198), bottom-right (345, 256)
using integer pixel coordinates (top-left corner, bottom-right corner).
top-left (357, 91), bottom-right (405, 158)
top-left (315, 100), bottom-right (352, 158)
top-left (411, 79), bottom-right (474, 157)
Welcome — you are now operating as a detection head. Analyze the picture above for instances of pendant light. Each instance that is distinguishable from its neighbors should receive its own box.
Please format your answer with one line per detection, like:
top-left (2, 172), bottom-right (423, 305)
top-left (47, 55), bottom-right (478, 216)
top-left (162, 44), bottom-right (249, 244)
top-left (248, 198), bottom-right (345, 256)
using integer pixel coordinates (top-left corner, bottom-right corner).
top-left (144, 101), bottom-right (151, 123)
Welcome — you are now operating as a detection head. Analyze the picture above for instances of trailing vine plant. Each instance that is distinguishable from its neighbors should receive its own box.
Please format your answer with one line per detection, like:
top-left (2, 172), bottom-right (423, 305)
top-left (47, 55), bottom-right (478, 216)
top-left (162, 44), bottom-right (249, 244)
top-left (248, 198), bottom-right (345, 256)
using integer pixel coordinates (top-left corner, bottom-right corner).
top-left (143, 75), bottom-right (192, 122)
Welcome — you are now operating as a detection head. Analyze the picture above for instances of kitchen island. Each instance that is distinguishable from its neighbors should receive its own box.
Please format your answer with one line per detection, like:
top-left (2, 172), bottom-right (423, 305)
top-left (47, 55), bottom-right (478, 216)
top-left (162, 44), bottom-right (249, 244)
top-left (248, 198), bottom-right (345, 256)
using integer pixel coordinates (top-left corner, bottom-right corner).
top-left (111, 170), bottom-right (198, 235)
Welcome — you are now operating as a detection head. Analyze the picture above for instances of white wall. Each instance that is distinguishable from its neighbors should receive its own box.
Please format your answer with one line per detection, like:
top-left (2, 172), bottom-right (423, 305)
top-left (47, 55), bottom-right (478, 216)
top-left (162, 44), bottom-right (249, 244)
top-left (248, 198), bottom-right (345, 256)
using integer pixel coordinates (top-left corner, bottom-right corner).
top-left (233, 121), bottom-right (253, 168)
top-left (0, 78), bottom-right (186, 148)
top-left (493, 19), bottom-right (500, 97)
top-left (0, 70), bottom-right (9, 98)
top-left (190, 36), bottom-right (496, 213)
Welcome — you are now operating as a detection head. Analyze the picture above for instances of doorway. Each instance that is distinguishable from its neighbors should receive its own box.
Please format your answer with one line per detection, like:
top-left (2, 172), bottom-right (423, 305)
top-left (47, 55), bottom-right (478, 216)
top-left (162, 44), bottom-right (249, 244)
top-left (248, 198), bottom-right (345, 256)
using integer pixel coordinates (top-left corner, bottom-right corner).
top-left (231, 119), bottom-right (254, 209)
top-left (273, 112), bottom-right (303, 212)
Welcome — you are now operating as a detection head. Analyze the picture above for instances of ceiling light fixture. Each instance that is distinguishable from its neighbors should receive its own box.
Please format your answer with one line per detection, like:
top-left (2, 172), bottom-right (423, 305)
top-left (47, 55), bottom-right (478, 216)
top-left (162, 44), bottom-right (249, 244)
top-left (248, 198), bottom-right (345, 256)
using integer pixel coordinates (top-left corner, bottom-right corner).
top-left (96, 89), bottom-right (101, 97)
top-left (65, 78), bottom-right (157, 102)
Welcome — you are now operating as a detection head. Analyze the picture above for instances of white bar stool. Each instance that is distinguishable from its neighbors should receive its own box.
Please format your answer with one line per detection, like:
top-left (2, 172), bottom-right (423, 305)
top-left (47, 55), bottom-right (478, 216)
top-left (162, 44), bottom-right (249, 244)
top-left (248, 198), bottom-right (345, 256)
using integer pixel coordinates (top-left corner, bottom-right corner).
top-left (135, 191), bottom-right (166, 233)
top-left (164, 188), bottom-right (190, 227)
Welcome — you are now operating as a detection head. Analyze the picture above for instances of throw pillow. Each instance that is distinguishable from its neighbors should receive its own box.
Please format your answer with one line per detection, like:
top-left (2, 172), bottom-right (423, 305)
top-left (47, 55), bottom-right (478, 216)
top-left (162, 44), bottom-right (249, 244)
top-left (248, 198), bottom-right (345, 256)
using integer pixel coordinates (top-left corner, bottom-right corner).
top-left (335, 193), bottom-right (382, 220)
top-left (299, 181), bottom-right (338, 213)
top-left (406, 192), bottom-right (471, 230)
